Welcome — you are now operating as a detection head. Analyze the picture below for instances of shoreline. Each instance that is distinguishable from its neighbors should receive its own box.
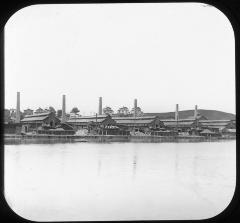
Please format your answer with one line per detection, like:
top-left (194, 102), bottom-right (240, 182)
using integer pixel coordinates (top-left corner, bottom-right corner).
top-left (4, 134), bottom-right (236, 145)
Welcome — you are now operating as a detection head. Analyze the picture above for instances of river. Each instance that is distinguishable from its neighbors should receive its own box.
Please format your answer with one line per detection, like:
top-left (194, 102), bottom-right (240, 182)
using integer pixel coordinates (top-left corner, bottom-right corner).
top-left (4, 141), bottom-right (236, 221)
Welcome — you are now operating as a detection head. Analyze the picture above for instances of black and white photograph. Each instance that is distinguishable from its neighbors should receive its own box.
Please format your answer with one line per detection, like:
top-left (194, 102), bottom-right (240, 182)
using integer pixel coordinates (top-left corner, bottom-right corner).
top-left (3, 2), bottom-right (236, 221)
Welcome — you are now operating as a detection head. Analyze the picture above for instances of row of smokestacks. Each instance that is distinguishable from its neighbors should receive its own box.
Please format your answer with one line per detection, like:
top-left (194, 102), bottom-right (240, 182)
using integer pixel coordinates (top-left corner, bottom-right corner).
top-left (16, 92), bottom-right (20, 123)
top-left (15, 92), bottom-right (67, 123)
top-left (175, 104), bottom-right (198, 121)
top-left (98, 97), bottom-right (102, 115)
top-left (15, 92), bottom-right (198, 123)
top-left (62, 94), bottom-right (66, 123)
top-left (98, 97), bottom-right (138, 117)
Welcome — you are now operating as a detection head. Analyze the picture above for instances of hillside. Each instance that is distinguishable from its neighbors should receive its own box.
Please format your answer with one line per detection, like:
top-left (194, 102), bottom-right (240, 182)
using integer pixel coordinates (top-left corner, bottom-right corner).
top-left (144, 109), bottom-right (236, 120)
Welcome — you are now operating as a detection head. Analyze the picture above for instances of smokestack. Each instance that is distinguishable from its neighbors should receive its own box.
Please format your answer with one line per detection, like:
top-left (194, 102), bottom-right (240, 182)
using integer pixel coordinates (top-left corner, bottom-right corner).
top-left (175, 104), bottom-right (179, 121)
top-left (194, 105), bottom-right (198, 119)
top-left (98, 97), bottom-right (102, 115)
top-left (134, 99), bottom-right (137, 117)
top-left (16, 92), bottom-right (20, 123)
top-left (62, 94), bottom-right (66, 123)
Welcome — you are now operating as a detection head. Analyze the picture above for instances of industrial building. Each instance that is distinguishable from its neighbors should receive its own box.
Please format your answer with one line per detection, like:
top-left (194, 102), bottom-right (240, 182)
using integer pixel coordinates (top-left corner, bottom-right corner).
top-left (4, 92), bottom-right (236, 138)
top-left (67, 114), bottom-right (130, 135)
top-left (112, 116), bottom-right (165, 133)
top-left (21, 112), bottom-right (61, 132)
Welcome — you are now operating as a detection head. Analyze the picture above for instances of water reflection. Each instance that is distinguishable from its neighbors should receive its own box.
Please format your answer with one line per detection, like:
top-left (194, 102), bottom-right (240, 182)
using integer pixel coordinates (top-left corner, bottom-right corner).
top-left (132, 153), bottom-right (137, 179)
top-left (4, 141), bottom-right (236, 221)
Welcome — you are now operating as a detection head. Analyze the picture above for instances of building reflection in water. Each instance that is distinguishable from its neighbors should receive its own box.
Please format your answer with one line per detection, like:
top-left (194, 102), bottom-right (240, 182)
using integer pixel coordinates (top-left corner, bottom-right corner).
top-left (132, 153), bottom-right (137, 179)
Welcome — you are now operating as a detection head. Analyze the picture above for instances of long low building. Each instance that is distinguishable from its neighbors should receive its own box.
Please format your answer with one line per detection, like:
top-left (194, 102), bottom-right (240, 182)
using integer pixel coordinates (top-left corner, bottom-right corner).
top-left (162, 119), bottom-right (201, 130)
top-left (67, 115), bottom-right (165, 134)
top-left (21, 112), bottom-right (61, 132)
top-left (162, 118), bottom-right (236, 134)
top-left (67, 114), bottom-right (130, 135)
top-left (198, 120), bottom-right (235, 132)
top-left (112, 116), bottom-right (165, 132)
top-left (67, 114), bottom-right (116, 128)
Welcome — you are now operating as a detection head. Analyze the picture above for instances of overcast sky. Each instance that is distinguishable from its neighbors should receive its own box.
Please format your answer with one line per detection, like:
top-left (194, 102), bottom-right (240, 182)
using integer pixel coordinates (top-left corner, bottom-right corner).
top-left (4, 3), bottom-right (235, 115)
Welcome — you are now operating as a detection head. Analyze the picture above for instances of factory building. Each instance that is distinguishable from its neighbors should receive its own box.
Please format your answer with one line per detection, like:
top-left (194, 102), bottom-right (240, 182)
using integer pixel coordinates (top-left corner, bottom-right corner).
top-left (21, 112), bottom-right (61, 132)
top-left (4, 93), bottom-right (236, 138)
top-left (67, 114), bottom-right (129, 135)
top-left (198, 120), bottom-right (236, 133)
top-left (19, 94), bottom-right (73, 134)
top-left (112, 116), bottom-right (165, 133)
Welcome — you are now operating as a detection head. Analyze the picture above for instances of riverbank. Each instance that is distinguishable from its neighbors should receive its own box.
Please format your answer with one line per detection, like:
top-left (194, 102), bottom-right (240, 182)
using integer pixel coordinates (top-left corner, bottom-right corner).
top-left (4, 134), bottom-right (236, 144)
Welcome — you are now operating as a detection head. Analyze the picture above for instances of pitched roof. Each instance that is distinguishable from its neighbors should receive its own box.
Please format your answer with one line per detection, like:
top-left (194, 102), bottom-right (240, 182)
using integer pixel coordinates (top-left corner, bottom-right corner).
top-left (21, 116), bottom-right (48, 122)
top-left (225, 129), bottom-right (236, 133)
top-left (199, 120), bottom-right (233, 123)
top-left (113, 115), bottom-right (158, 120)
top-left (21, 112), bottom-right (51, 122)
top-left (115, 119), bottom-right (155, 125)
top-left (163, 121), bottom-right (195, 127)
top-left (112, 116), bottom-right (162, 125)
top-left (67, 114), bottom-right (110, 124)
top-left (200, 129), bottom-right (216, 134)
top-left (21, 112), bottom-right (60, 123)
top-left (24, 112), bottom-right (51, 118)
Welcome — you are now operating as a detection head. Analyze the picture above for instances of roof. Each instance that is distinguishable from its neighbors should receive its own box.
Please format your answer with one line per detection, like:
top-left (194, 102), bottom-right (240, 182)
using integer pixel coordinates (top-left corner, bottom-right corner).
top-left (112, 116), bottom-right (162, 125)
top-left (200, 129), bottom-right (215, 134)
top-left (67, 115), bottom-right (110, 124)
top-left (21, 112), bottom-right (59, 123)
top-left (226, 129), bottom-right (236, 133)
top-left (21, 116), bottom-right (49, 122)
top-left (24, 112), bottom-right (51, 118)
top-left (163, 121), bottom-right (195, 127)
top-left (200, 123), bottom-right (230, 126)
top-left (199, 120), bottom-right (233, 123)
top-left (115, 119), bottom-right (155, 125)
top-left (161, 119), bottom-right (195, 122)
top-left (113, 115), bottom-right (158, 120)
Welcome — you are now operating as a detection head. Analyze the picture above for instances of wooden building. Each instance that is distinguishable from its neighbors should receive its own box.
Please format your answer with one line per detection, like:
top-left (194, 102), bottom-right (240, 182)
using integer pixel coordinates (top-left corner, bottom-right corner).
top-left (199, 129), bottom-right (220, 137)
top-left (67, 114), bottom-right (129, 135)
top-left (199, 120), bottom-right (236, 133)
top-left (21, 112), bottom-right (61, 132)
top-left (112, 116), bottom-right (165, 133)
top-left (162, 119), bottom-right (202, 132)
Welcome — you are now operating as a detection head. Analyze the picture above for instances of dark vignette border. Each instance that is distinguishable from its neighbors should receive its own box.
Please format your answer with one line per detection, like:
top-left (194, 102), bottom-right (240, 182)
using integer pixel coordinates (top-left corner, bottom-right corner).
top-left (0, 0), bottom-right (239, 223)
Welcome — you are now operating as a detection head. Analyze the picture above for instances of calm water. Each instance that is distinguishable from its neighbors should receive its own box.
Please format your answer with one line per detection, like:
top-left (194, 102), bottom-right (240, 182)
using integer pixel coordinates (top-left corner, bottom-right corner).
top-left (4, 141), bottom-right (236, 221)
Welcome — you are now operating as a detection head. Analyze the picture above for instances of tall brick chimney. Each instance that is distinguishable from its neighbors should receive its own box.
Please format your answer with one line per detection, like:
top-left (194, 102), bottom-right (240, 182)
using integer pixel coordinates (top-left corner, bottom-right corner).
top-left (194, 105), bottom-right (198, 119)
top-left (15, 92), bottom-right (20, 123)
top-left (62, 94), bottom-right (66, 123)
top-left (175, 104), bottom-right (179, 121)
top-left (134, 99), bottom-right (137, 117)
top-left (98, 97), bottom-right (102, 115)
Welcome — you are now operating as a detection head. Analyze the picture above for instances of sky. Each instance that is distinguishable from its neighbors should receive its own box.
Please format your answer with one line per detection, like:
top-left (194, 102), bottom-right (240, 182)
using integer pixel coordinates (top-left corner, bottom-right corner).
top-left (4, 3), bottom-right (235, 115)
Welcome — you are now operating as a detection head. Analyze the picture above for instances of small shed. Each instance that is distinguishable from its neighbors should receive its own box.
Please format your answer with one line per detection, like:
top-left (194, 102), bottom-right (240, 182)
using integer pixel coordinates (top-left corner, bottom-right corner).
top-left (199, 129), bottom-right (219, 137)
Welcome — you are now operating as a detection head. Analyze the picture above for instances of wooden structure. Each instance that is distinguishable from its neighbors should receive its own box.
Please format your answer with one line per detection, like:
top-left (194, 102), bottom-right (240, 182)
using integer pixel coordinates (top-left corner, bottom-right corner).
top-left (162, 119), bottom-right (202, 132)
top-left (112, 116), bottom-right (165, 133)
top-left (21, 112), bottom-right (61, 132)
top-left (199, 129), bottom-right (220, 137)
top-left (199, 120), bottom-right (236, 133)
top-left (67, 114), bottom-right (129, 135)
